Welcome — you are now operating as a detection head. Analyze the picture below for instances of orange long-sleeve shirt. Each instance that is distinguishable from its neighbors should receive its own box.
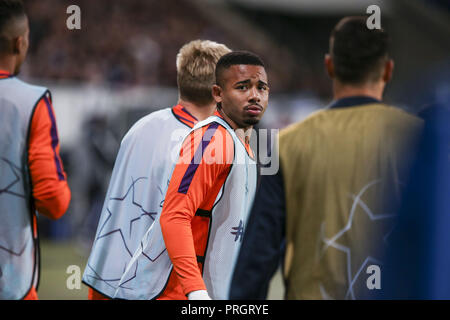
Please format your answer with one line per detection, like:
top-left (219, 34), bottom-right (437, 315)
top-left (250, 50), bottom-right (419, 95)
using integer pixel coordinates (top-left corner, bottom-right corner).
top-left (159, 113), bottom-right (237, 299)
top-left (87, 112), bottom-right (251, 300)
top-left (28, 95), bottom-right (71, 219)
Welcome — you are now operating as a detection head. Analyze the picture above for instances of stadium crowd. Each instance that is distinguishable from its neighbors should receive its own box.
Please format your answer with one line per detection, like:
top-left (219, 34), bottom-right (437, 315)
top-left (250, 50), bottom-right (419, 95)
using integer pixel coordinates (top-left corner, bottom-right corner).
top-left (22, 0), bottom-right (303, 93)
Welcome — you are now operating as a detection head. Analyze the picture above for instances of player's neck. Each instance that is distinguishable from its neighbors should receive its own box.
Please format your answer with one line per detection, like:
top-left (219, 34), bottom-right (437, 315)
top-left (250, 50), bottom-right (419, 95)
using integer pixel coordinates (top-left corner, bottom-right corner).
top-left (178, 99), bottom-right (216, 121)
top-left (217, 108), bottom-right (253, 142)
top-left (0, 56), bottom-right (17, 75)
top-left (333, 81), bottom-right (384, 102)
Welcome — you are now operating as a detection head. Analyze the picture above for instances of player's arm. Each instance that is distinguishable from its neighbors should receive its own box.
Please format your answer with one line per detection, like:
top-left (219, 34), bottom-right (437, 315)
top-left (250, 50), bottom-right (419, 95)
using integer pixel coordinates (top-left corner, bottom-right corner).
top-left (229, 165), bottom-right (286, 299)
top-left (28, 95), bottom-right (71, 220)
top-left (160, 123), bottom-right (233, 299)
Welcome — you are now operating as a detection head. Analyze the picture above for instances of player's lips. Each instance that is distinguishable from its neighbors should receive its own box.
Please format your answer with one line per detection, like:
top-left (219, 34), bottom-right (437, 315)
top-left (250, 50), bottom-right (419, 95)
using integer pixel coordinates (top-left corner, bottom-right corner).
top-left (244, 104), bottom-right (263, 116)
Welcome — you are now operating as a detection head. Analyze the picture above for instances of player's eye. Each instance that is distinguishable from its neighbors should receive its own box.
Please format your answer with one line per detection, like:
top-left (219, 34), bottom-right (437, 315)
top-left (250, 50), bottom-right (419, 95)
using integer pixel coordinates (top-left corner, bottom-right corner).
top-left (236, 85), bottom-right (248, 90)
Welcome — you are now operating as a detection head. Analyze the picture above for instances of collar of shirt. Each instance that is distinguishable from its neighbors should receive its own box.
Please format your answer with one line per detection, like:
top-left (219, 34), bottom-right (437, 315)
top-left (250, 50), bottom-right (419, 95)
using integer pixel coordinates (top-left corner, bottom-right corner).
top-left (328, 95), bottom-right (382, 109)
top-left (0, 70), bottom-right (13, 79)
top-left (172, 104), bottom-right (199, 128)
top-left (213, 109), bottom-right (254, 158)
top-left (214, 109), bottom-right (224, 119)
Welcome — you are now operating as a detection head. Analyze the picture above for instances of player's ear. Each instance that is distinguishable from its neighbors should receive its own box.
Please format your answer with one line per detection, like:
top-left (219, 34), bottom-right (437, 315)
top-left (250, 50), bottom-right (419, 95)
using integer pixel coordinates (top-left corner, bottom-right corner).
top-left (382, 59), bottom-right (394, 83)
top-left (212, 84), bottom-right (223, 104)
top-left (12, 36), bottom-right (21, 54)
top-left (13, 35), bottom-right (27, 55)
top-left (324, 54), bottom-right (335, 79)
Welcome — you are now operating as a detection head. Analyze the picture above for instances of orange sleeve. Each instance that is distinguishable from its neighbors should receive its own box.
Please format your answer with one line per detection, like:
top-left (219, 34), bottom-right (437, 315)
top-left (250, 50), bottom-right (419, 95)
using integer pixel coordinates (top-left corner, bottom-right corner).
top-left (160, 123), bottom-right (234, 296)
top-left (28, 95), bottom-right (71, 220)
top-left (23, 287), bottom-right (38, 300)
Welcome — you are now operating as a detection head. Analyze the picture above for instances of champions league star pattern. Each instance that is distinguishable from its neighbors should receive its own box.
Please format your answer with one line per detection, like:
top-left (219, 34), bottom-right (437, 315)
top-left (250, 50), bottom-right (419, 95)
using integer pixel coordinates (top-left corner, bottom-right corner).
top-left (0, 158), bottom-right (25, 200)
top-left (0, 158), bottom-right (27, 277)
top-left (85, 176), bottom-right (161, 290)
top-left (95, 177), bottom-right (158, 256)
top-left (319, 179), bottom-right (398, 300)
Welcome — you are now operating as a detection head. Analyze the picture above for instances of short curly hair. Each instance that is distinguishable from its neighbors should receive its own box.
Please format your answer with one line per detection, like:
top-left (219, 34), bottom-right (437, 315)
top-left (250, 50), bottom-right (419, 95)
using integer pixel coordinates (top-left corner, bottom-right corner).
top-left (330, 16), bottom-right (390, 84)
top-left (0, 0), bottom-right (26, 54)
top-left (215, 50), bottom-right (265, 87)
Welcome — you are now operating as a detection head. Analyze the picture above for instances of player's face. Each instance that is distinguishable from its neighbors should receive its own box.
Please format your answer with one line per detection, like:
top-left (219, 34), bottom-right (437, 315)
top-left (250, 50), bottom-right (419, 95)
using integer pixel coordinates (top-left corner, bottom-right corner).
top-left (214, 64), bottom-right (269, 130)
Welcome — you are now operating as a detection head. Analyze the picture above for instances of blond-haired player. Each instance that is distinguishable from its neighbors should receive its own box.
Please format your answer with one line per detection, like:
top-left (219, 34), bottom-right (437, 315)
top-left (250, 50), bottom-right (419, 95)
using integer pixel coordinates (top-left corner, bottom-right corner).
top-left (82, 40), bottom-right (231, 300)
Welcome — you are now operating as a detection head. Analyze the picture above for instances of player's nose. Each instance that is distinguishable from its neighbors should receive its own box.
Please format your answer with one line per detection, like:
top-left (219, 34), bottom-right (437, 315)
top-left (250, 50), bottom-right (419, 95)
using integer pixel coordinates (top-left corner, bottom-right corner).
top-left (248, 86), bottom-right (261, 103)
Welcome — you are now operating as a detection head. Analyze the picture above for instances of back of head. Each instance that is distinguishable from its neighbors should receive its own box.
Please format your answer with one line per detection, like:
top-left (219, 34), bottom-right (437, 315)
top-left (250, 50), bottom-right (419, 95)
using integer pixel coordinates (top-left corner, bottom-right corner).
top-left (215, 50), bottom-right (265, 87)
top-left (330, 16), bottom-right (390, 85)
top-left (176, 40), bottom-right (231, 106)
top-left (0, 0), bottom-right (26, 55)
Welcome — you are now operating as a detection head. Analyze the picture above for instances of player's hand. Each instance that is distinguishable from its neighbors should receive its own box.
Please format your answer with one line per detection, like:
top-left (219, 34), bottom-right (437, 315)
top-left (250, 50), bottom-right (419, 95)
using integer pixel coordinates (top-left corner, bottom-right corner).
top-left (187, 290), bottom-right (212, 300)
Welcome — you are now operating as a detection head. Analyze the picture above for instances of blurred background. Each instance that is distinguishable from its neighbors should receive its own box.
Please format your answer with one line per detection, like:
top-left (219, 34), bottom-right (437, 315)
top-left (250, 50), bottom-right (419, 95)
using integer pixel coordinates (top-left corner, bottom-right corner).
top-left (17, 0), bottom-right (449, 299)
